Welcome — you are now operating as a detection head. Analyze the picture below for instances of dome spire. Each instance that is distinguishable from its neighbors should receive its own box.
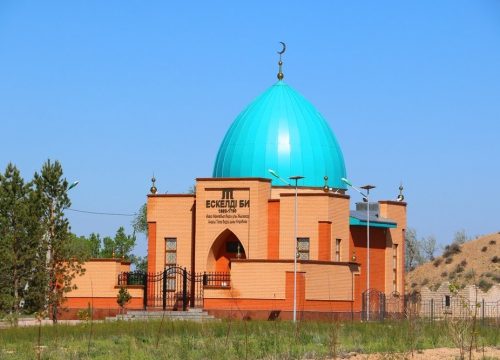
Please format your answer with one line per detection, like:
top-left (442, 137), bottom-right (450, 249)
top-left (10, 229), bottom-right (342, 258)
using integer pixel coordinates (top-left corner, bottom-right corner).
top-left (277, 41), bottom-right (286, 81)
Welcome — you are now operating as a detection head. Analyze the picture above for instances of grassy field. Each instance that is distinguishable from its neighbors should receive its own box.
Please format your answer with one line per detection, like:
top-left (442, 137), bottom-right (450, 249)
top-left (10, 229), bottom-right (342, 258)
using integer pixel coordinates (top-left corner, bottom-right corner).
top-left (0, 319), bottom-right (498, 359)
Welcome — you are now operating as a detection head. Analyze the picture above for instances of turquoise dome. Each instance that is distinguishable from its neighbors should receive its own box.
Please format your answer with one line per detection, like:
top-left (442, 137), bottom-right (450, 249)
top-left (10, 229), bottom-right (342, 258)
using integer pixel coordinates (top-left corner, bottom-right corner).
top-left (212, 81), bottom-right (347, 188)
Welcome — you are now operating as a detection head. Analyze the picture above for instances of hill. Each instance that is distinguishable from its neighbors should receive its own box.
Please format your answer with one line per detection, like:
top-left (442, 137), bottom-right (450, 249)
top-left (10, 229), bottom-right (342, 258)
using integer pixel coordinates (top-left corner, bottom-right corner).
top-left (406, 232), bottom-right (499, 293)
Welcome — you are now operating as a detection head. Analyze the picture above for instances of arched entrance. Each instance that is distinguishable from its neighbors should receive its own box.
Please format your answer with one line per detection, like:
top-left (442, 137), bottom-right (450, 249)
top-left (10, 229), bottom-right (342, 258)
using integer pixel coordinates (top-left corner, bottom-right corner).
top-left (207, 229), bottom-right (246, 272)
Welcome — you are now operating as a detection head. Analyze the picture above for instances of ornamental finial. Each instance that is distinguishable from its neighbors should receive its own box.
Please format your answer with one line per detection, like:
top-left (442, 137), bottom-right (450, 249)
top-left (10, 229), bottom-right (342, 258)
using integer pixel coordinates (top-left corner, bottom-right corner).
top-left (397, 183), bottom-right (404, 202)
top-left (277, 42), bottom-right (286, 80)
top-left (150, 175), bottom-right (157, 195)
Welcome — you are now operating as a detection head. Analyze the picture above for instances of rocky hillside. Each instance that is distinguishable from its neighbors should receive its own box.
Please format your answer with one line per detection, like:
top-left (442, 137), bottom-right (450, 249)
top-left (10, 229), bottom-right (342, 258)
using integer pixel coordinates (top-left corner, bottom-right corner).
top-left (406, 232), bottom-right (499, 293)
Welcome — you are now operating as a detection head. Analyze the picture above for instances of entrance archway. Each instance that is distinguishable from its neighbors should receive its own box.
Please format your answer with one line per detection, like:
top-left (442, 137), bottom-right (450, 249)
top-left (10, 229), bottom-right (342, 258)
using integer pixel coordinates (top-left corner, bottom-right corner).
top-left (207, 229), bottom-right (246, 272)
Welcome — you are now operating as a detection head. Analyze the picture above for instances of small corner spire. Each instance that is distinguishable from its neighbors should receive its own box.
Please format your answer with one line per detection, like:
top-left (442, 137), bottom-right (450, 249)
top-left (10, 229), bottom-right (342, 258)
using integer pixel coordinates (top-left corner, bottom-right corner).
top-left (277, 41), bottom-right (286, 80)
top-left (150, 175), bottom-right (157, 195)
top-left (397, 182), bottom-right (404, 202)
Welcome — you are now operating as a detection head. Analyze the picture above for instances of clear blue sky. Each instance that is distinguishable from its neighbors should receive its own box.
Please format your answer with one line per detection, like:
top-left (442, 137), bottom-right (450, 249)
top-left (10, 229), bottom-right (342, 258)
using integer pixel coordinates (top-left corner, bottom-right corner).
top-left (1, 1), bottom-right (499, 256)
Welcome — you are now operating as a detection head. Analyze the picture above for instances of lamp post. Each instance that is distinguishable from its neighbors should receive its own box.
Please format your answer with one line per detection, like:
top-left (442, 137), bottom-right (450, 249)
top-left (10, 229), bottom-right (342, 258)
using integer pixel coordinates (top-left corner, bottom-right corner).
top-left (341, 178), bottom-right (375, 321)
top-left (268, 169), bottom-right (304, 323)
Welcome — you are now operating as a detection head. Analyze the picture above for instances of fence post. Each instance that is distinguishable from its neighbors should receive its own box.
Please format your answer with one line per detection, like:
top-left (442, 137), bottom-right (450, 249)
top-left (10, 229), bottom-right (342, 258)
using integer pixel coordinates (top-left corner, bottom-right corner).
top-left (430, 299), bottom-right (434, 322)
top-left (143, 272), bottom-right (148, 310)
top-left (162, 270), bottom-right (167, 311)
top-left (182, 268), bottom-right (188, 311)
top-left (482, 299), bottom-right (485, 326)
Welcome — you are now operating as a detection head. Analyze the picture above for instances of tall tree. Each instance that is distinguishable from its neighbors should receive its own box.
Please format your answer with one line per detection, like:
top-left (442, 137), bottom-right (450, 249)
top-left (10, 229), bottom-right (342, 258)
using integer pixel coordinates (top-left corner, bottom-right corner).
top-left (132, 203), bottom-right (147, 235)
top-left (100, 227), bottom-right (136, 260)
top-left (34, 160), bottom-right (84, 323)
top-left (421, 235), bottom-right (437, 261)
top-left (405, 228), bottom-right (424, 271)
top-left (0, 164), bottom-right (42, 317)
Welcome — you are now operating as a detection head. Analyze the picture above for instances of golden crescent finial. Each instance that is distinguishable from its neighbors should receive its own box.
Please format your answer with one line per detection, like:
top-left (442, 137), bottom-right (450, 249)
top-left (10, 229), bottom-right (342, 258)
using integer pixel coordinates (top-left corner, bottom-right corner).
top-left (277, 42), bottom-right (286, 81)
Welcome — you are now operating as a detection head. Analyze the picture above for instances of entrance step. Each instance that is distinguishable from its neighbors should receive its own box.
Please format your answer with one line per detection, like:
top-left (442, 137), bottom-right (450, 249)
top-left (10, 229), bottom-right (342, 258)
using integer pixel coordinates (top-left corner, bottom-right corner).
top-left (105, 309), bottom-right (216, 322)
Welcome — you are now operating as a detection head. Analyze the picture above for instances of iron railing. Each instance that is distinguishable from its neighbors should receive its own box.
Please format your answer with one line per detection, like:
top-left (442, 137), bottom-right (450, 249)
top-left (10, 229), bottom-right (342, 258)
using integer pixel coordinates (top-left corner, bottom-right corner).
top-left (202, 272), bottom-right (231, 288)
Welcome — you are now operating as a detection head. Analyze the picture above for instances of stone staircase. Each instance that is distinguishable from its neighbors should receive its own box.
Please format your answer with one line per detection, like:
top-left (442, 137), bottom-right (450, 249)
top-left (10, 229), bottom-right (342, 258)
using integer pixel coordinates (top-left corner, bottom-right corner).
top-left (106, 308), bottom-right (216, 322)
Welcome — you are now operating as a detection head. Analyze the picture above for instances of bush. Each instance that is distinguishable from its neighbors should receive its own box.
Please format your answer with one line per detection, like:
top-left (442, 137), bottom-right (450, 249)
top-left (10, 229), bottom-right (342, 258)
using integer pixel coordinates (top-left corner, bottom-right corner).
top-left (464, 270), bottom-right (476, 281)
top-left (430, 283), bottom-right (441, 291)
top-left (445, 257), bottom-right (453, 264)
top-left (433, 258), bottom-right (442, 267)
top-left (455, 264), bottom-right (465, 274)
top-left (460, 259), bottom-right (467, 267)
top-left (492, 256), bottom-right (499, 263)
top-left (481, 246), bottom-right (488, 252)
top-left (443, 243), bottom-right (461, 258)
top-left (441, 271), bottom-right (448, 277)
top-left (489, 239), bottom-right (496, 245)
top-left (478, 279), bottom-right (493, 292)
top-left (421, 278), bottom-right (429, 286)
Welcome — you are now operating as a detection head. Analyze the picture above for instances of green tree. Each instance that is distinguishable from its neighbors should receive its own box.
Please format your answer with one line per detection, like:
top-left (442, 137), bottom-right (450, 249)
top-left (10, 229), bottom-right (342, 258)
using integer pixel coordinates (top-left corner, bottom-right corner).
top-left (131, 255), bottom-right (148, 273)
top-left (0, 164), bottom-right (43, 317)
top-left (132, 203), bottom-right (147, 235)
top-left (405, 228), bottom-right (424, 271)
top-left (87, 233), bottom-right (101, 258)
top-left (116, 286), bottom-right (131, 315)
top-left (34, 160), bottom-right (84, 323)
top-left (101, 236), bottom-right (115, 258)
top-left (100, 227), bottom-right (136, 260)
top-left (113, 227), bottom-right (136, 260)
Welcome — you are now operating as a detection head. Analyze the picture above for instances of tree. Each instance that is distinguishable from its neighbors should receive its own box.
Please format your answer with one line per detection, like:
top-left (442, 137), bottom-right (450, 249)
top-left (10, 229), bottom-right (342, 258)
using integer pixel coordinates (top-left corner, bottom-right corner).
top-left (87, 233), bottom-right (101, 258)
top-left (0, 164), bottom-right (43, 318)
top-left (113, 227), bottom-right (135, 259)
top-left (34, 160), bottom-right (84, 323)
top-left (132, 203), bottom-right (147, 235)
top-left (453, 229), bottom-right (469, 245)
top-left (101, 236), bottom-right (115, 258)
top-left (100, 227), bottom-right (135, 260)
top-left (131, 255), bottom-right (148, 273)
top-left (421, 235), bottom-right (437, 261)
top-left (405, 228), bottom-right (424, 271)
top-left (116, 286), bottom-right (131, 315)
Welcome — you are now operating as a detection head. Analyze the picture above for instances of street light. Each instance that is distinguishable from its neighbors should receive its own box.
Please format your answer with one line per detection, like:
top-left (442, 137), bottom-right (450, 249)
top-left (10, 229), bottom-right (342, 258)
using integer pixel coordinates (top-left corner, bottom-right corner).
top-left (341, 177), bottom-right (375, 321)
top-left (268, 169), bottom-right (304, 323)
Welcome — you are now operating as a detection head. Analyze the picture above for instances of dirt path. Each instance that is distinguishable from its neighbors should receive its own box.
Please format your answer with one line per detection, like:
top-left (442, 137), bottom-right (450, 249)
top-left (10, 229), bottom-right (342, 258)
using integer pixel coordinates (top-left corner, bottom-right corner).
top-left (340, 347), bottom-right (500, 359)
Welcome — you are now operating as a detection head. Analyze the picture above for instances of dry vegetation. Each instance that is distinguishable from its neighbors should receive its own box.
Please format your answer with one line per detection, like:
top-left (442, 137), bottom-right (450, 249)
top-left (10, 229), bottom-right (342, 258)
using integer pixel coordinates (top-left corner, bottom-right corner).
top-left (406, 233), bottom-right (500, 292)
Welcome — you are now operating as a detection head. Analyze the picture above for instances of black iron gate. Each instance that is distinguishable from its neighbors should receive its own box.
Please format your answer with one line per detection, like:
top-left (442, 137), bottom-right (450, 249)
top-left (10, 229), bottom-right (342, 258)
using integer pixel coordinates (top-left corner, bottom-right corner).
top-left (118, 267), bottom-right (204, 311)
top-left (361, 288), bottom-right (386, 321)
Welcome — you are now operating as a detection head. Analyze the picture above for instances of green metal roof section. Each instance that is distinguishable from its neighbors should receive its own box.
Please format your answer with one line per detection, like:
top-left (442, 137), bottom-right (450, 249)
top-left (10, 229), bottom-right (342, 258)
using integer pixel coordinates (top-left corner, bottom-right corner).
top-left (349, 216), bottom-right (397, 229)
top-left (212, 81), bottom-right (347, 188)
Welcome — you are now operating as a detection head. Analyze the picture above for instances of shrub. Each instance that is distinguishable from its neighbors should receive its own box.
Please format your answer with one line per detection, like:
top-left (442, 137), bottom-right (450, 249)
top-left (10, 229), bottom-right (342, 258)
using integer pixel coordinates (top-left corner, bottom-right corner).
top-left (433, 258), bottom-right (442, 267)
top-left (492, 256), bottom-right (499, 263)
top-left (489, 239), bottom-right (496, 245)
top-left (421, 278), bottom-right (429, 286)
top-left (430, 282), bottom-right (441, 291)
top-left (445, 257), bottom-right (453, 264)
top-left (441, 271), bottom-right (448, 277)
top-left (411, 282), bottom-right (417, 288)
top-left (481, 246), bottom-right (488, 252)
top-left (455, 264), bottom-right (465, 274)
top-left (443, 243), bottom-right (461, 258)
top-left (460, 259), bottom-right (467, 267)
top-left (464, 270), bottom-right (476, 281)
top-left (478, 279), bottom-right (493, 292)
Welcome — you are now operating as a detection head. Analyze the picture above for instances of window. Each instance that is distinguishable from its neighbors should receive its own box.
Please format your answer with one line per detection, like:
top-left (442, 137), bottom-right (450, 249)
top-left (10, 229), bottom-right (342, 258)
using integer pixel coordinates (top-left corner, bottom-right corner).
top-left (297, 238), bottom-right (310, 260)
top-left (335, 239), bottom-right (341, 261)
top-left (445, 295), bottom-right (451, 307)
top-left (392, 244), bottom-right (398, 292)
top-left (165, 238), bottom-right (177, 267)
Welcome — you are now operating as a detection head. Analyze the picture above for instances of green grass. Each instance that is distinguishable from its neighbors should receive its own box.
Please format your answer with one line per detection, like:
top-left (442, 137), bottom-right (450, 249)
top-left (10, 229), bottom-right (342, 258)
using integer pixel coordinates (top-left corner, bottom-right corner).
top-left (0, 319), bottom-right (498, 359)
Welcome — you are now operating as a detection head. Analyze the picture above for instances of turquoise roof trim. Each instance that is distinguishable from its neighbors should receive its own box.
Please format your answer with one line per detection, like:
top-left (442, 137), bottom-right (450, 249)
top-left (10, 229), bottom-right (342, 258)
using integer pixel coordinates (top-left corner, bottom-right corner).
top-left (349, 216), bottom-right (397, 228)
top-left (213, 81), bottom-right (347, 188)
